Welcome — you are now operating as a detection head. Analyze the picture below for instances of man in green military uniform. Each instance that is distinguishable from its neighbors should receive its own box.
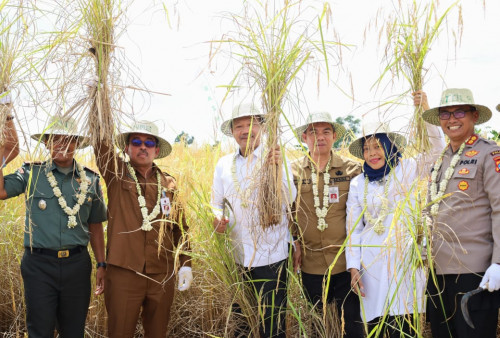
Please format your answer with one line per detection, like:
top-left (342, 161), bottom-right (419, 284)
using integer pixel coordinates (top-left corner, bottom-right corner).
top-left (0, 116), bottom-right (107, 337)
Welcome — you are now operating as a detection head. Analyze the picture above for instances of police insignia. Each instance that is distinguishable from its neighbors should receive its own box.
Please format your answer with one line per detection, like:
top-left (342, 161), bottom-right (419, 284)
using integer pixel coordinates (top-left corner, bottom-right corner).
top-left (458, 168), bottom-right (470, 175)
top-left (465, 150), bottom-right (479, 158)
top-left (458, 180), bottom-right (469, 191)
top-left (491, 150), bottom-right (500, 157)
top-left (465, 135), bottom-right (478, 145)
top-left (494, 156), bottom-right (500, 173)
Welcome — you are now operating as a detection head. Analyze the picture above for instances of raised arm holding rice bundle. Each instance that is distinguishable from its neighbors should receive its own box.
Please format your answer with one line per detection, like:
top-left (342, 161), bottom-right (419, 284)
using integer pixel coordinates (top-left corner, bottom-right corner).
top-left (345, 91), bottom-right (445, 337)
top-left (0, 115), bottom-right (106, 337)
top-left (423, 88), bottom-right (500, 338)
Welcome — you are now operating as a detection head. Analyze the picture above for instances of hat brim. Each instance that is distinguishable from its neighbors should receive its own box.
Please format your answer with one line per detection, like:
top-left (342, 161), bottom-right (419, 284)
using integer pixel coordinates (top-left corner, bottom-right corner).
top-left (117, 131), bottom-right (172, 158)
top-left (221, 114), bottom-right (265, 137)
top-left (294, 122), bottom-right (347, 143)
top-left (422, 104), bottom-right (492, 126)
top-left (31, 132), bottom-right (90, 149)
top-left (348, 132), bottom-right (407, 160)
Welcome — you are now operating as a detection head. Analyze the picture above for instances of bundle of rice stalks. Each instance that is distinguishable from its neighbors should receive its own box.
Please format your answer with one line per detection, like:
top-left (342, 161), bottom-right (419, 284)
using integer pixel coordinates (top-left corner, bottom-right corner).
top-left (80, 0), bottom-right (120, 148)
top-left (0, 0), bottom-right (28, 145)
top-left (218, 0), bottom-right (336, 228)
top-left (376, 0), bottom-right (461, 152)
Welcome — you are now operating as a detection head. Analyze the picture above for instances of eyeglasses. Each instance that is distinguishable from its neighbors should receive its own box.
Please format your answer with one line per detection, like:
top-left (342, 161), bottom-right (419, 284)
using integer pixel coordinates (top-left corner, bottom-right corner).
top-left (130, 138), bottom-right (157, 148)
top-left (438, 109), bottom-right (471, 120)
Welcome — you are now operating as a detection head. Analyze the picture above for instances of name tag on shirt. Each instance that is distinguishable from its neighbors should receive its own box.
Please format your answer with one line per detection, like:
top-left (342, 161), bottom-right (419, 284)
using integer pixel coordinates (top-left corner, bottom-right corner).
top-left (161, 196), bottom-right (171, 216)
top-left (329, 186), bottom-right (339, 203)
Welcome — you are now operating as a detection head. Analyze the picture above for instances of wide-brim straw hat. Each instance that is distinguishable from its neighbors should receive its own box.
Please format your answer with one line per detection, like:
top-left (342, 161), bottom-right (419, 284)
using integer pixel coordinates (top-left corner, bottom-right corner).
top-left (348, 122), bottom-right (407, 160)
top-left (294, 112), bottom-right (347, 141)
top-left (31, 116), bottom-right (89, 149)
top-left (422, 88), bottom-right (492, 126)
top-left (117, 120), bottom-right (172, 159)
top-left (220, 103), bottom-right (264, 137)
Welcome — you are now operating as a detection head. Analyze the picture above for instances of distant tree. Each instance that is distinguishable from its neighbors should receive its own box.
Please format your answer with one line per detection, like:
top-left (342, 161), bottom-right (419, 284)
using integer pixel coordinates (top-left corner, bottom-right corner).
top-left (174, 131), bottom-right (194, 145)
top-left (334, 114), bottom-right (361, 148)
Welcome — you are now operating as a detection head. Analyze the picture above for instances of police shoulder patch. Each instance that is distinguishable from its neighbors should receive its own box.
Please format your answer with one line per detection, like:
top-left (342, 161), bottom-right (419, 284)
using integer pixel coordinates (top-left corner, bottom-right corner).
top-left (491, 150), bottom-right (500, 157)
top-left (493, 156), bottom-right (500, 174)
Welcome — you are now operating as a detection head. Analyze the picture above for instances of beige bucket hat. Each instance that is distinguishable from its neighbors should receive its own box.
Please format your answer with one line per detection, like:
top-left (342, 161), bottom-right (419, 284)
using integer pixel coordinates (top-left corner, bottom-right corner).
top-left (220, 103), bottom-right (264, 136)
top-left (422, 88), bottom-right (492, 126)
top-left (31, 116), bottom-right (89, 149)
top-left (117, 120), bottom-right (172, 158)
top-left (295, 112), bottom-right (346, 140)
top-left (348, 122), bottom-right (407, 160)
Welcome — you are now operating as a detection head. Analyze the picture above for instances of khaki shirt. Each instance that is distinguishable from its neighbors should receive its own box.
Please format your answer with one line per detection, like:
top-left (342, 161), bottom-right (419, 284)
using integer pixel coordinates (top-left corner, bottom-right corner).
top-left (429, 135), bottom-right (500, 274)
top-left (292, 151), bottom-right (361, 275)
top-left (96, 146), bottom-right (190, 274)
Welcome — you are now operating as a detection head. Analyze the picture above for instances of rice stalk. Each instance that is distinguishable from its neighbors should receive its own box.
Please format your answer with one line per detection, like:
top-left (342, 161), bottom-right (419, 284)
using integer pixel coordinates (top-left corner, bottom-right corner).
top-left (79, 0), bottom-right (120, 149)
top-left (375, 0), bottom-right (461, 153)
top-left (218, 0), bottom-right (337, 228)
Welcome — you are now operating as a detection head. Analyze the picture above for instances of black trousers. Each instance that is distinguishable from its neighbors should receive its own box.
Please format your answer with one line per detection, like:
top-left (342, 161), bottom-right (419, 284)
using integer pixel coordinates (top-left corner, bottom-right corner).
top-left (367, 315), bottom-right (414, 338)
top-left (427, 272), bottom-right (499, 338)
top-left (20, 248), bottom-right (92, 338)
top-left (233, 259), bottom-right (288, 338)
top-left (302, 271), bottom-right (364, 338)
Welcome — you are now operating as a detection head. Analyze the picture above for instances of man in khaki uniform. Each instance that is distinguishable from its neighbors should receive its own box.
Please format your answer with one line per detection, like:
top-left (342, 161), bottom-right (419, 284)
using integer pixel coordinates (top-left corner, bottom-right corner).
top-left (93, 120), bottom-right (192, 338)
top-left (423, 88), bottom-right (500, 338)
top-left (292, 112), bottom-right (363, 337)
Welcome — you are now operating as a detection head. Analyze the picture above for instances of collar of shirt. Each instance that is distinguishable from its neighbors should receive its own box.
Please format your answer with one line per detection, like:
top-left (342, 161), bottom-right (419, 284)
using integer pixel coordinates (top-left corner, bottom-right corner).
top-left (301, 150), bottom-right (343, 169)
top-left (233, 144), bottom-right (263, 161)
top-left (43, 160), bottom-right (83, 177)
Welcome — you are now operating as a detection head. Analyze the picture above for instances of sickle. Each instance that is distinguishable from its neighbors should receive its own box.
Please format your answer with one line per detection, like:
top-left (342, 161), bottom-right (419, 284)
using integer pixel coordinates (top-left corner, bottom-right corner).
top-left (222, 197), bottom-right (233, 218)
top-left (461, 286), bottom-right (486, 329)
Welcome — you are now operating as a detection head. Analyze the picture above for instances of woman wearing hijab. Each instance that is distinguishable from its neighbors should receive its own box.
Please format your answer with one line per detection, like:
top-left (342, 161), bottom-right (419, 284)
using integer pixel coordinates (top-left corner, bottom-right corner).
top-left (345, 92), bottom-right (445, 337)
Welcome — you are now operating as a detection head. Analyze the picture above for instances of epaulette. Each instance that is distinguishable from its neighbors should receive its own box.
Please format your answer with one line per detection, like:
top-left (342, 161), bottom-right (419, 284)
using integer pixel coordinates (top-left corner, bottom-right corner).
top-left (83, 165), bottom-right (101, 177)
top-left (161, 170), bottom-right (175, 180)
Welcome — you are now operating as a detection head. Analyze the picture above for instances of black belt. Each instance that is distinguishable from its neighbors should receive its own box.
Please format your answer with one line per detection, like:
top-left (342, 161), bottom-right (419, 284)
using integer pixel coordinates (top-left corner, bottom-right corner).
top-left (27, 246), bottom-right (86, 258)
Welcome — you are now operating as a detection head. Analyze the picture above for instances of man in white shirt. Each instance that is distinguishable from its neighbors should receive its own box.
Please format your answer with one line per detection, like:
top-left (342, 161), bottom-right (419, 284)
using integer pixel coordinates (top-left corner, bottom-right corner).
top-left (212, 103), bottom-right (297, 338)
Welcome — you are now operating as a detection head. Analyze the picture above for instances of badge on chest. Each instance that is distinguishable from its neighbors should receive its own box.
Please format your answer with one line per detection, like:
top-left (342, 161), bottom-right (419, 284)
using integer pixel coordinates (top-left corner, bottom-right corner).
top-left (328, 186), bottom-right (339, 203)
top-left (160, 191), bottom-right (171, 216)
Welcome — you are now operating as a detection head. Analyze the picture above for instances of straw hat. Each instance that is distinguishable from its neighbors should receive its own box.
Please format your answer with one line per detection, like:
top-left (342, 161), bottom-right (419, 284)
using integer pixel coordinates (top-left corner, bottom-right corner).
top-left (348, 122), bottom-right (407, 160)
top-left (422, 88), bottom-right (492, 126)
top-left (220, 103), bottom-right (264, 136)
top-left (294, 112), bottom-right (346, 140)
top-left (31, 116), bottom-right (89, 149)
top-left (117, 120), bottom-right (172, 159)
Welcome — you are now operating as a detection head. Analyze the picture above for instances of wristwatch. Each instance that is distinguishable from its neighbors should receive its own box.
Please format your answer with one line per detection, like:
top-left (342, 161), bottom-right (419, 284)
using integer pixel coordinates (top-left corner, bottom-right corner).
top-left (96, 262), bottom-right (107, 269)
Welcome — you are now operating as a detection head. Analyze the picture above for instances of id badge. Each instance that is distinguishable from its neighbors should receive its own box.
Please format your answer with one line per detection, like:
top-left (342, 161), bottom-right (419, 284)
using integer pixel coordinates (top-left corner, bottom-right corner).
top-left (161, 196), bottom-right (171, 216)
top-left (329, 186), bottom-right (339, 203)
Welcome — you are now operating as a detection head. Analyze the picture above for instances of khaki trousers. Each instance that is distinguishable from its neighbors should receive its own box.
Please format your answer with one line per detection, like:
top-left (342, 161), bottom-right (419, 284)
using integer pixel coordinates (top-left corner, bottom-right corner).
top-left (105, 264), bottom-right (175, 338)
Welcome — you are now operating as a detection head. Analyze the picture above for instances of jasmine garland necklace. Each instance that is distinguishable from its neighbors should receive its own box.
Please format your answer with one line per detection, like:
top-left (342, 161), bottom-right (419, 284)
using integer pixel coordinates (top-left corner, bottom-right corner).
top-left (363, 174), bottom-right (392, 235)
top-left (46, 162), bottom-right (89, 228)
top-left (311, 156), bottom-right (331, 231)
top-left (126, 162), bottom-right (162, 231)
top-left (429, 142), bottom-right (466, 217)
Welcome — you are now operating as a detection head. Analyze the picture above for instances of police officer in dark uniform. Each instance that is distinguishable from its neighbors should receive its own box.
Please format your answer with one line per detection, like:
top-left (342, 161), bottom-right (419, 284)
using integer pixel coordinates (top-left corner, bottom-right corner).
top-left (0, 116), bottom-right (107, 337)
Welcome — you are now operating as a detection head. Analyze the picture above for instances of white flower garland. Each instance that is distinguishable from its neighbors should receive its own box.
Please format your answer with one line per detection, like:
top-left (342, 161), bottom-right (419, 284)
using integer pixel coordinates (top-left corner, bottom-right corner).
top-left (363, 174), bottom-right (392, 235)
top-left (46, 162), bottom-right (89, 228)
top-left (126, 162), bottom-right (162, 231)
top-left (429, 142), bottom-right (466, 217)
top-left (311, 157), bottom-right (331, 231)
top-left (231, 155), bottom-right (258, 208)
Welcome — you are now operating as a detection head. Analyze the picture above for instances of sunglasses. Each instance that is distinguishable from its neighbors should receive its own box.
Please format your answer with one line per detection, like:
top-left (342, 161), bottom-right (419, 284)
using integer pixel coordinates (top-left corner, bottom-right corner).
top-left (130, 138), bottom-right (157, 148)
top-left (438, 109), bottom-right (471, 120)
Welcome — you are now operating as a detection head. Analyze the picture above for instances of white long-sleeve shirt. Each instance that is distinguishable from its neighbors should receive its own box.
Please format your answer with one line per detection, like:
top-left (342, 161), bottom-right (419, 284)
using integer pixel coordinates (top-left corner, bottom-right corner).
top-left (211, 145), bottom-right (297, 268)
top-left (345, 123), bottom-right (444, 322)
